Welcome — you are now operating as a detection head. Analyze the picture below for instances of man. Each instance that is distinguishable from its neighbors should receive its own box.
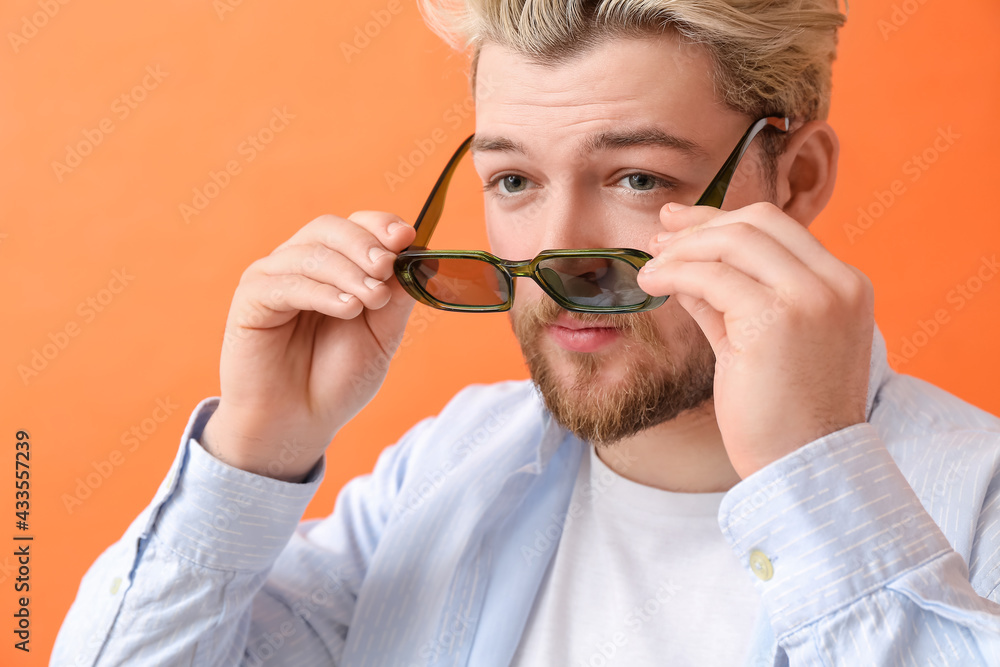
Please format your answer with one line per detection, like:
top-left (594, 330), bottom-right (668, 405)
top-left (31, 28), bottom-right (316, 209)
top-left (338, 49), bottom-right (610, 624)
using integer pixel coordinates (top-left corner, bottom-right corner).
top-left (54, 0), bottom-right (1000, 665)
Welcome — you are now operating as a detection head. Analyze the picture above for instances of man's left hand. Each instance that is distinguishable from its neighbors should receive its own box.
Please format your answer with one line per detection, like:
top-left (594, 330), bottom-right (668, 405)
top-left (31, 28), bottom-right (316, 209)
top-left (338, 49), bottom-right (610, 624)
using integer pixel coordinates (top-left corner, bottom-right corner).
top-left (637, 201), bottom-right (875, 479)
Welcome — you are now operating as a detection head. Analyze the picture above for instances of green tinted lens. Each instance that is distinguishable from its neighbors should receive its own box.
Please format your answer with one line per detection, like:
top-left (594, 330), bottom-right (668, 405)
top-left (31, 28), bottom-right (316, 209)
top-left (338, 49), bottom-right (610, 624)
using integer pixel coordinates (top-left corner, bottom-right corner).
top-left (410, 257), bottom-right (510, 307)
top-left (536, 256), bottom-right (648, 308)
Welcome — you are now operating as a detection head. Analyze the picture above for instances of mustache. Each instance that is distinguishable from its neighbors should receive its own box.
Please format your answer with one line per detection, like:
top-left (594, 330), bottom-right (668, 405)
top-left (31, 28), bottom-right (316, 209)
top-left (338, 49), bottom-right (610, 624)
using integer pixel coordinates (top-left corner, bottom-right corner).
top-left (512, 297), bottom-right (658, 338)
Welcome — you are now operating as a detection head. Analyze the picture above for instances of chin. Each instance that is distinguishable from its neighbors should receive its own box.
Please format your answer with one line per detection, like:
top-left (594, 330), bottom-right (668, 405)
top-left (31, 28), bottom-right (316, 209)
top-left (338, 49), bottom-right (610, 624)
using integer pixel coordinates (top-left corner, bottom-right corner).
top-left (542, 340), bottom-right (641, 393)
top-left (515, 312), bottom-right (717, 445)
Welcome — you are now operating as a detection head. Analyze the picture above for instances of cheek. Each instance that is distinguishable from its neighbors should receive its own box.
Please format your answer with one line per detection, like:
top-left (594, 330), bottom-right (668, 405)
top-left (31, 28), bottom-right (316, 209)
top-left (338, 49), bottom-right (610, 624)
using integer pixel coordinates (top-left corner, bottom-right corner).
top-left (621, 222), bottom-right (667, 255)
top-left (484, 216), bottom-right (501, 254)
top-left (511, 286), bottom-right (544, 311)
top-left (588, 206), bottom-right (671, 254)
top-left (651, 298), bottom-right (698, 335)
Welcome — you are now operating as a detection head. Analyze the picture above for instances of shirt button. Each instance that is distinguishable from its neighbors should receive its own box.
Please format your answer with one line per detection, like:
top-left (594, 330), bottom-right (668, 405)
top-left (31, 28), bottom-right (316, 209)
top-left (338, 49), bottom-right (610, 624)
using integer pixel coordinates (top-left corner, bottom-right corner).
top-left (749, 549), bottom-right (774, 581)
top-left (110, 577), bottom-right (122, 595)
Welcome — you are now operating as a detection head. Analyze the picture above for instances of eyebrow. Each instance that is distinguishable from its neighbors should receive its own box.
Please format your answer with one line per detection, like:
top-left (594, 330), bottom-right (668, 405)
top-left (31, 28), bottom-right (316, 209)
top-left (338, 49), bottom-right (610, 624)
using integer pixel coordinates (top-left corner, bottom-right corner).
top-left (469, 135), bottom-right (527, 154)
top-left (470, 126), bottom-right (707, 159)
top-left (585, 127), bottom-right (708, 159)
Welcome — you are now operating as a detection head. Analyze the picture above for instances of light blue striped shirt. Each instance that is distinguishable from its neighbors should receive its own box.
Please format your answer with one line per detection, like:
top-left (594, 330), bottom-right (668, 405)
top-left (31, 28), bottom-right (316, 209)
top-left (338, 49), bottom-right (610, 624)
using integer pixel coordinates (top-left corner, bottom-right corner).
top-left (52, 321), bottom-right (1000, 666)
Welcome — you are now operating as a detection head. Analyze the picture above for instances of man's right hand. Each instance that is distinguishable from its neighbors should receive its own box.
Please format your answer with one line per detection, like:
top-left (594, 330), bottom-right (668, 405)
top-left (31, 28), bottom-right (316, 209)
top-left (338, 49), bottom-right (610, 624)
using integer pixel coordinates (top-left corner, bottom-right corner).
top-left (200, 212), bottom-right (418, 482)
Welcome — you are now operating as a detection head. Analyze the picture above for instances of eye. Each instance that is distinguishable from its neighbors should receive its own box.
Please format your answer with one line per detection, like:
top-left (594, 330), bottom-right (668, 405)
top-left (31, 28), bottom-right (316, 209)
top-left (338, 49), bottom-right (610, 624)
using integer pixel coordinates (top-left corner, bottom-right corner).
top-left (499, 174), bottom-right (529, 194)
top-left (485, 172), bottom-right (535, 197)
top-left (619, 173), bottom-right (661, 191)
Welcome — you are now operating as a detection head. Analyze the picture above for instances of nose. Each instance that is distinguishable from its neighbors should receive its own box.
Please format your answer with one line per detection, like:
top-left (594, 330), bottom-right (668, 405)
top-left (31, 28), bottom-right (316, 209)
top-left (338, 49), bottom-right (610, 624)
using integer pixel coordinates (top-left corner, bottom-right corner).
top-left (535, 254), bottom-right (644, 308)
top-left (534, 178), bottom-right (614, 251)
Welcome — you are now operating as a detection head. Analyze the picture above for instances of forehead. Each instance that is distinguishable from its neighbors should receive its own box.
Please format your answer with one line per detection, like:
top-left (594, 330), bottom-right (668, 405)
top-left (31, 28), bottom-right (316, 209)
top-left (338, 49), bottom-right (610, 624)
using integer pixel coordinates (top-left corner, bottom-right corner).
top-left (473, 33), bottom-right (730, 144)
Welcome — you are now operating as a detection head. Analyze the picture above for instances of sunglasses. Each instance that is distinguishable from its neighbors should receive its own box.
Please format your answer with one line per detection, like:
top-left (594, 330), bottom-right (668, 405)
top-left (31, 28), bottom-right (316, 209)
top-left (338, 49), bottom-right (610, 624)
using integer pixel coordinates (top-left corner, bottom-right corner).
top-left (393, 116), bottom-right (789, 313)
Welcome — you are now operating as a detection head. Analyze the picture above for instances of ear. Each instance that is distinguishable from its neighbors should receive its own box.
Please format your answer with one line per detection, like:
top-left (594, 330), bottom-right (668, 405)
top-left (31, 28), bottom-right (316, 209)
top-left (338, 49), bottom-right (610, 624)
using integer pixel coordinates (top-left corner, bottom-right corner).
top-left (775, 120), bottom-right (839, 228)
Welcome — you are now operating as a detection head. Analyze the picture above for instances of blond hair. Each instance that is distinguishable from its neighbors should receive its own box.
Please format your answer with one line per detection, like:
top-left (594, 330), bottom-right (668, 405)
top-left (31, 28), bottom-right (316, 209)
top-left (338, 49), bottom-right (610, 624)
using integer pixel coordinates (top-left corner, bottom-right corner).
top-left (419, 0), bottom-right (847, 185)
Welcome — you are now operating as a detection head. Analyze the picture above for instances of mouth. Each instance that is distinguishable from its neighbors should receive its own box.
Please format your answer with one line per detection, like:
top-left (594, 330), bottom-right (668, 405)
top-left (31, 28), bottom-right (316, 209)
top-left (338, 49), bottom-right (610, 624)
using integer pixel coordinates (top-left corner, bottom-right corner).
top-left (545, 313), bottom-right (622, 353)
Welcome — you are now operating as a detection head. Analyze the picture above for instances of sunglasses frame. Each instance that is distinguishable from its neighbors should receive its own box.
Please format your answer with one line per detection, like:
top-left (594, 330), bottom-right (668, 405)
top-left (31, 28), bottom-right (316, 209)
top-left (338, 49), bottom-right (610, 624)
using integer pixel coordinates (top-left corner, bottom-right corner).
top-left (395, 247), bottom-right (660, 313)
top-left (393, 115), bottom-right (790, 313)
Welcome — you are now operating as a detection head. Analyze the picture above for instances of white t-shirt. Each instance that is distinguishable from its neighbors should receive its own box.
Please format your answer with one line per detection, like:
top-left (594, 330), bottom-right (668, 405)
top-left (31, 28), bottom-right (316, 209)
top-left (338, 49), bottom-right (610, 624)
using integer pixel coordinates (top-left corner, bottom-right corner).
top-left (511, 443), bottom-right (762, 667)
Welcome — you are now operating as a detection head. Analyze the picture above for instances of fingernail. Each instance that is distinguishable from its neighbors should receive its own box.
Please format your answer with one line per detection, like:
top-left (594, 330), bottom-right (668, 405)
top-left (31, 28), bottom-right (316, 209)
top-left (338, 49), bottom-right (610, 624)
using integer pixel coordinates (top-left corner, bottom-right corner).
top-left (642, 263), bottom-right (657, 273)
top-left (656, 232), bottom-right (674, 243)
top-left (364, 277), bottom-right (383, 290)
top-left (338, 293), bottom-right (353, 303)
top-left (369, 247), bottom-right (388, 263)
top-left (665, 202), bottom-right (688, 213)
top-left (387, 221), bottom-right (407, 234)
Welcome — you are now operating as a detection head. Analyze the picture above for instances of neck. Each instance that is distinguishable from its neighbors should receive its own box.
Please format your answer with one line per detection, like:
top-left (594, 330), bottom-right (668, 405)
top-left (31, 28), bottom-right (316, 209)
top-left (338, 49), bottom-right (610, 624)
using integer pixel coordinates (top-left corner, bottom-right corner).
top-left (594, 398), bottom-right (742, 494)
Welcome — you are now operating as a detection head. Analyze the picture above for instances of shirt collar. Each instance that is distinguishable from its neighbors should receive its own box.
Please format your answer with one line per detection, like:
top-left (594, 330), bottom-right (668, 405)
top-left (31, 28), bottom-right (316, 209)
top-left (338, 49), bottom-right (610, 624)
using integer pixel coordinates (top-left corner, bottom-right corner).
top-left (866, 321), bottom-right (893, 422)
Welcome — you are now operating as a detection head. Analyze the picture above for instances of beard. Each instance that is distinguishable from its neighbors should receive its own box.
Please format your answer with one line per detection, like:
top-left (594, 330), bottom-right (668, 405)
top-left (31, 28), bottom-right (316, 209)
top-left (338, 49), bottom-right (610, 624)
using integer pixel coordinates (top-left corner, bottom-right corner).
top-left (510, 297), bottom-right (716, 446)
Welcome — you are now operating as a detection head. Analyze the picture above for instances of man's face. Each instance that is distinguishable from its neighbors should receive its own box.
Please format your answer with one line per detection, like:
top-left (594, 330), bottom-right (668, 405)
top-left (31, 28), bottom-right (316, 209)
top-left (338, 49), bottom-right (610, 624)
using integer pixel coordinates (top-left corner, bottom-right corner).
top-left (472, 33), bottom-right (774, 444)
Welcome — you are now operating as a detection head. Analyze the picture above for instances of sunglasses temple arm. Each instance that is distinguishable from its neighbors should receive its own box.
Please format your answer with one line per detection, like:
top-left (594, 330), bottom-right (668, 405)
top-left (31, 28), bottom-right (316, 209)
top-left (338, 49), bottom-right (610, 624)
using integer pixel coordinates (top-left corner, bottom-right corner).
top-left (695, 116), bottom-right (789, 208)
top-left (409, 134), bottom-right (475, 250)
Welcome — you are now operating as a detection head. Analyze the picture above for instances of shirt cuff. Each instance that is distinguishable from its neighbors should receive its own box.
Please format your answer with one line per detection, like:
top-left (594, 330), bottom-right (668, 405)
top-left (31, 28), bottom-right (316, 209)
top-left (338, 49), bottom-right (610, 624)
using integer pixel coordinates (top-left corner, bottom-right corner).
top-left (718, 422), bottom-right (953, 638)
top-left (149, 396), bottom-right (326, 572)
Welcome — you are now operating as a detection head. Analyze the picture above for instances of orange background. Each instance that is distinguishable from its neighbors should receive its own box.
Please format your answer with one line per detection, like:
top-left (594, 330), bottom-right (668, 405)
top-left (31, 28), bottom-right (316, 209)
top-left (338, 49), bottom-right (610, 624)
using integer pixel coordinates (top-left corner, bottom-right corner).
top-left (1, 0), bottom-right (998, 663)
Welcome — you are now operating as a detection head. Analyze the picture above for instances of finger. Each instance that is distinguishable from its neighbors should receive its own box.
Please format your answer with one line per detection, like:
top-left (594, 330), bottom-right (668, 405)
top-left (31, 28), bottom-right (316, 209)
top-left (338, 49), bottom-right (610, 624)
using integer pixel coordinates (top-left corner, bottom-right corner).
top-left (234, 273), bottom-right (363, 330)
top-left (652, 203), bottom-right (848, 288)
top-left (646, 222), bottom-right (825, 297)
top-left (258, 245), bottom-right (393, 311)
top-left (279, 212), bottom-right (414, 251)
top-left (637, 258), bottom-right (774, 317)
top-left (671, 293), bottom-right (727, 348)
top-left (275, 213), bottom-right (416, 282)
top-left (346, 210), bottom-right (417, 253)
top-left (295, 214), bottom-right (420, 325)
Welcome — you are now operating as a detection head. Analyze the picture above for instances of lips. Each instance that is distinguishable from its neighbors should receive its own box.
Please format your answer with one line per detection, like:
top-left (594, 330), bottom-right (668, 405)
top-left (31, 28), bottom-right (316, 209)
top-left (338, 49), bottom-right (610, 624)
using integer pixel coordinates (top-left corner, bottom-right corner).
top-left (546, 314), bottom-right (621, 353)
top-left (551, 313), bottom-right (618, 331)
